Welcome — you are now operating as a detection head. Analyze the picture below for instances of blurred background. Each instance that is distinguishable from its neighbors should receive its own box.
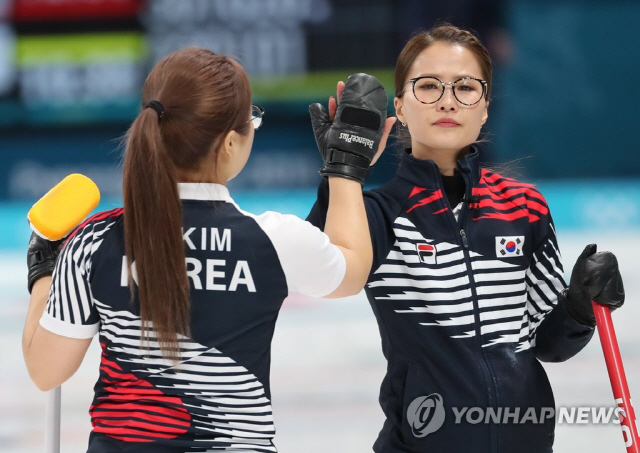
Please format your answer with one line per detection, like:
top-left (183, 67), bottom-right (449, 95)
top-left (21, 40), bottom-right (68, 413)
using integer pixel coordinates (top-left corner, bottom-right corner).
top-left (1, 0), bottom-right (639, 452)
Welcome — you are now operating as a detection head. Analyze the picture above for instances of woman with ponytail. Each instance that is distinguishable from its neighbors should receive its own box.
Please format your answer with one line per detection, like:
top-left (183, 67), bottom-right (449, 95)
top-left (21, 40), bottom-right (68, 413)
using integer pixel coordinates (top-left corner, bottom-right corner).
top-left (23, 47), bottom-right (393, 452)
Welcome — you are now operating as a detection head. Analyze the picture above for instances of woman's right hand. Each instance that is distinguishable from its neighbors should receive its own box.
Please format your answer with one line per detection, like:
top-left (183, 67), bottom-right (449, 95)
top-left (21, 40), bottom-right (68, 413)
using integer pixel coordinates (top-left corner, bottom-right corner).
top-left (326, 80), bottom-right (396, 167)
top-left (311, 74), bottom-right (391, 296)
top-left (309, 73), bottom-right (389, 184)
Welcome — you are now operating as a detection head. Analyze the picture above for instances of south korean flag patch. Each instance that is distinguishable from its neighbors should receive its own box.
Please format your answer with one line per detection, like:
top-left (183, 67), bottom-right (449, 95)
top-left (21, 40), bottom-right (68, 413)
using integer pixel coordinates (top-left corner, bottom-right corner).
top-left (496, 236), bottom-right (524, 258)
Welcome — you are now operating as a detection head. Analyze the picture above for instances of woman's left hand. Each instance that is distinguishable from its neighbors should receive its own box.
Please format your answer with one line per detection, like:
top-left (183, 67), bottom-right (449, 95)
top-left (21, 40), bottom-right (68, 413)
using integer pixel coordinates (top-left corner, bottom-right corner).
top-left (563, 244), bottom-right (625, 327)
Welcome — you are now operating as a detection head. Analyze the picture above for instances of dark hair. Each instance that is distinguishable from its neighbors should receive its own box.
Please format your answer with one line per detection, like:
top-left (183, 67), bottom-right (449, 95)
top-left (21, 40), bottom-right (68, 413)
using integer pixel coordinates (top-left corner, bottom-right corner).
top-left (122, 47), bottom-right (252, 359)
top-left (394, 24), bottom-right (493, 101)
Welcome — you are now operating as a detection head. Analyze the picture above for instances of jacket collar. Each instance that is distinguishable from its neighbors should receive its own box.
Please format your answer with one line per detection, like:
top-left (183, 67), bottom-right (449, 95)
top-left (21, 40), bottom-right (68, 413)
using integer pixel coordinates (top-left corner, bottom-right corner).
top-left (395, 146), bottom-right (481, 189)
top-left (178, 183), bottom-right (233, 202)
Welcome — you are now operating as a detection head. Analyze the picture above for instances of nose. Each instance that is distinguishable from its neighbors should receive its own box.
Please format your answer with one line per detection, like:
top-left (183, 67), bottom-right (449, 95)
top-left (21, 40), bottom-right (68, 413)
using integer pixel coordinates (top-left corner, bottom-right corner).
top-left (436, 85), bottom-right (458, 112)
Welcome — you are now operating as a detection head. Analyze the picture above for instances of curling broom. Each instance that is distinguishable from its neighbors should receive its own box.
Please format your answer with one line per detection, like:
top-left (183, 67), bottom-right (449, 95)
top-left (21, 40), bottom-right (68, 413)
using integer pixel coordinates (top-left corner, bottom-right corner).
top-left (28, 174), bottom-right (100, 453)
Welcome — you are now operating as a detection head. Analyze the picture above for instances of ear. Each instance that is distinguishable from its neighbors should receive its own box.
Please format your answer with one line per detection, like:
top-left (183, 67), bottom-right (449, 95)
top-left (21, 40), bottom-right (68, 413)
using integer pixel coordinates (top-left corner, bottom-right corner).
top-left (218, 129), bottom-right (238, 161)
top-left (394, 97), bottom-right (406, 125)
top-left (481, 101), bottom-right (489, 126)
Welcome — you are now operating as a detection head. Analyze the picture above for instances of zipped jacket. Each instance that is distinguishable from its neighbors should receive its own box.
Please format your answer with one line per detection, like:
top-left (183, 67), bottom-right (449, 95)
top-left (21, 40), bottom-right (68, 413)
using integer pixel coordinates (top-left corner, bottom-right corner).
top-left (307, 149), bottom-right (594, 453)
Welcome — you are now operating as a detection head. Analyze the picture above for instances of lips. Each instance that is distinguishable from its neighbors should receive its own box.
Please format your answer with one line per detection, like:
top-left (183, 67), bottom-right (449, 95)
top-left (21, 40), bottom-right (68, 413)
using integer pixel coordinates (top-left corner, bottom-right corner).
top-left (434, 118), bottom-right (461, 127)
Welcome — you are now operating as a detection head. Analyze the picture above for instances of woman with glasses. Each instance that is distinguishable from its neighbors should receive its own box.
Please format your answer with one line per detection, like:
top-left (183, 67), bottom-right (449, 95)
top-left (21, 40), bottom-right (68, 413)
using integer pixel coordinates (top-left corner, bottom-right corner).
top-left (23, 47), bottom-right (389, 452)
top-left (308, 24), bottom-right (624, 452)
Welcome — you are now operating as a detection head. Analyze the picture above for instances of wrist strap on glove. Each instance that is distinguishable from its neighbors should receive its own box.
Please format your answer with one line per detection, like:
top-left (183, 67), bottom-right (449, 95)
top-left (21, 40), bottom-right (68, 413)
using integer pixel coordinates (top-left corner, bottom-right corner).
top-left (27, 232), bottom-right (63, 293)
top-left (560, 288), bottom-right (596, 328)
top-left (310, 73), bottom-right (388, 184)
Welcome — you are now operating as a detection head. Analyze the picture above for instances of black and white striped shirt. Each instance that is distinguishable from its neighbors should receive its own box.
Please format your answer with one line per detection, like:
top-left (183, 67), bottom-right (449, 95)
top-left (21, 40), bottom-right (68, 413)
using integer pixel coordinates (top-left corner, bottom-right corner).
top-left (42, 183), bottom-right (346, 452)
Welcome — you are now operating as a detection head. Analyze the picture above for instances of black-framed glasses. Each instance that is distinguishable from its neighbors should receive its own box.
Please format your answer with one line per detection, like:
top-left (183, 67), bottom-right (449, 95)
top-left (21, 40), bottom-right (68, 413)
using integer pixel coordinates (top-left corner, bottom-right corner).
top-left (399, 76), bottom-right (487, 106)
top-left (247, 105), bottom-right (265, 130)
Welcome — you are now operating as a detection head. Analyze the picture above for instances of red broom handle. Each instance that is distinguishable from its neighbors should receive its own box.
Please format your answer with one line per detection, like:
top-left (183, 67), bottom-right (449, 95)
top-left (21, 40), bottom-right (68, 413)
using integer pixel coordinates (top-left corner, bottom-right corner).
top-left (593, 301), bottom-right (640, 452)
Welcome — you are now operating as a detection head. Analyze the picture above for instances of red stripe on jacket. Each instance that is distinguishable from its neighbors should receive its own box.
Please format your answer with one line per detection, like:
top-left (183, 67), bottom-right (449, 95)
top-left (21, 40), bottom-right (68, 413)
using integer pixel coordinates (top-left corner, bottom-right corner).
top-left (407, 189), bottom-right (444, 213)
top-left (64, 208), bottom-right (124, 246)
top-left (90, 343), bottom-right (191, 442)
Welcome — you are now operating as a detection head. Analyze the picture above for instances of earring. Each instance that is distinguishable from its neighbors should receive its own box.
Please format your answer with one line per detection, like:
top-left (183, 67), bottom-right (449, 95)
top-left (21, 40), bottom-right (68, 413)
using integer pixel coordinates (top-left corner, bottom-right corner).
top-left (401, 121), bottom-right (406, 127)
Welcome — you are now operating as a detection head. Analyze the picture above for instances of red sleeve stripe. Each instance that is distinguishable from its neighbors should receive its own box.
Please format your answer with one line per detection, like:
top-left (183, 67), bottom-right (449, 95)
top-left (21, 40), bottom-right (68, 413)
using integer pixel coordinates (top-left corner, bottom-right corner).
top-left (64, 207), bottom-right (124, 245)
top-left (483, 177), bottom-right (537, 193)
top-left (473, 211), bottom-right (541, 222)
top-left (472, 186), bottom-right (547, 206)
top-left (481, 169), bottom-right (537, 188)
top-left (75, 207), bottom-right (123, 232)
top-left (433, 207), bottom-right (449, 215)
top-left (476, 196), bottom-right (549, 216)
top-left (409, 186), bottom-right (427, 198)
top-left (480, 168), bottom-right (516, 182)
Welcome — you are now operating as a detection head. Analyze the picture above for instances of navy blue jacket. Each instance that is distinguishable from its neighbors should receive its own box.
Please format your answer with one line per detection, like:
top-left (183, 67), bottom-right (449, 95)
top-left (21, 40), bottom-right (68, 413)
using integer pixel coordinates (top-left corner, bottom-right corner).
top-left (307, 149), bottom-right (594, 453)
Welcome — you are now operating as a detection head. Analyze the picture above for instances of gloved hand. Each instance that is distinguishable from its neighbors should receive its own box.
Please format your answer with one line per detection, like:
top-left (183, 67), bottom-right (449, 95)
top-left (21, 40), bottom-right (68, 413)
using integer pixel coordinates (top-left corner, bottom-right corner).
top-left (309, 73), bottom-right (387, 184)
top-left (563, 243), bottom-right (625, 327)
top-left (27, 232), bottom-right (64, 293)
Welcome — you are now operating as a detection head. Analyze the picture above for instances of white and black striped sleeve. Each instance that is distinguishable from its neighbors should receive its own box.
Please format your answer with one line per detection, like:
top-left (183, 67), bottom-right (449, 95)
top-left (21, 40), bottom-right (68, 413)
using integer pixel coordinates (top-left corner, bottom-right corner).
top-left (39, 222), bottom-right (101, 339)
top-left (254, 212), bottom-right (346, 298)
top-left (524, 231), bottom-right (567, 343)
top-left (528, 228), bottom-right (595, 361)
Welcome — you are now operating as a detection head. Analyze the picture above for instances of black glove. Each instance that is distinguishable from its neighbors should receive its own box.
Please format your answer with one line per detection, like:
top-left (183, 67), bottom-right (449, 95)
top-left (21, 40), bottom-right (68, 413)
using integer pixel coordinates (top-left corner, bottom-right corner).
top-left (27, 232), bottom-right (64, 293)
top-left (309, 73), bottom-right (387, 184)
top-left (563, 243), bottom-right (625, 327)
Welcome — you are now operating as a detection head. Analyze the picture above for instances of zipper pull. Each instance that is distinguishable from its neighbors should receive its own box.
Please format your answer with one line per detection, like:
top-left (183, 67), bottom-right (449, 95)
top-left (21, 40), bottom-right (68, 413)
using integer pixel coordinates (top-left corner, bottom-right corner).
top-left (460, 229), bottom-right (469, 248)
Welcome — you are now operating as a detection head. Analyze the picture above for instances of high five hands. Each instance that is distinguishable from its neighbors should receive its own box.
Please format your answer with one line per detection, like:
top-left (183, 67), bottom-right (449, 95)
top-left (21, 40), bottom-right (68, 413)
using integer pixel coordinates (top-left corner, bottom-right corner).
top-left (327, 80), bottom-right (396, 167)
top-left (309, 75), bottom-right (396, 185)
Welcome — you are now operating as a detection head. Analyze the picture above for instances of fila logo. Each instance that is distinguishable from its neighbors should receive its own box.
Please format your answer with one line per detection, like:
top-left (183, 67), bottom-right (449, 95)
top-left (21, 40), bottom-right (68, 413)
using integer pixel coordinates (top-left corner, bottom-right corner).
top-left (416, 243), bottom-right (437, 264)
top-left (496, 236), bottom-right (524, 258)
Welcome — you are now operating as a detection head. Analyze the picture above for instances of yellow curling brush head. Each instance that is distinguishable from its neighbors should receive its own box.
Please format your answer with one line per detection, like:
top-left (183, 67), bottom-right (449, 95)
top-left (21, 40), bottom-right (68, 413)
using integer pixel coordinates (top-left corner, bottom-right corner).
top-left (28, 174), bottom-right (101, 241)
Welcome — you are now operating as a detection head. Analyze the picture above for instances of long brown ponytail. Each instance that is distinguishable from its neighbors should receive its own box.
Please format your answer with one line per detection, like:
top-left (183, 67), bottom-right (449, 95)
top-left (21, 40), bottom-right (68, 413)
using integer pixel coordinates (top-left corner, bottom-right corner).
top-left (122, 48), bottom-right (252, 359)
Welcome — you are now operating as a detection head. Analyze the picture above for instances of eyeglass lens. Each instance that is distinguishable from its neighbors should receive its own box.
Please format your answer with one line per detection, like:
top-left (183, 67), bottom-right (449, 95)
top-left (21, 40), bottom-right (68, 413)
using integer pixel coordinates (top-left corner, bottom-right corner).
top-left (413, 77), bottom-right (484, 105)
top-left (250, 105), bottom-right (263, 130)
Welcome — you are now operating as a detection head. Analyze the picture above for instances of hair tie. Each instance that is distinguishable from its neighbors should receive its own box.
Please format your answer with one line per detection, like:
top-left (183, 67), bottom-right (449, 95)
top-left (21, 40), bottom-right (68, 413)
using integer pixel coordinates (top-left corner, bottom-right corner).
top-left (144, 100), bottom-right (165, 119)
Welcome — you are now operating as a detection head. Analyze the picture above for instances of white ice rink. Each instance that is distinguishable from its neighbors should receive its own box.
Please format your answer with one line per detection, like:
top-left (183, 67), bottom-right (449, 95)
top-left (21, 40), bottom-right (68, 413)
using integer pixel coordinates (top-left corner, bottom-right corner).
top-left (2, 229), bottom-right (639, 453)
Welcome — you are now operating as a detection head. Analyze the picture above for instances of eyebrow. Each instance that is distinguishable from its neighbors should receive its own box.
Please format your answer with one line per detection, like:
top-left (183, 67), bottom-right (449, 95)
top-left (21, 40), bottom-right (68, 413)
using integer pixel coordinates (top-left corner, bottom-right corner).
top-left (413, 73), bottom-right (481, 80)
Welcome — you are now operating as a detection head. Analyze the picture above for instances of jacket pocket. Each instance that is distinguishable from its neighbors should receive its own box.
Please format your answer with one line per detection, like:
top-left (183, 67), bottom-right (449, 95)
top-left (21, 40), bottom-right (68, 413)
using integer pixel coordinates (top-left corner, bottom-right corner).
top-left (402, 362), bottom-right (446, 445)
